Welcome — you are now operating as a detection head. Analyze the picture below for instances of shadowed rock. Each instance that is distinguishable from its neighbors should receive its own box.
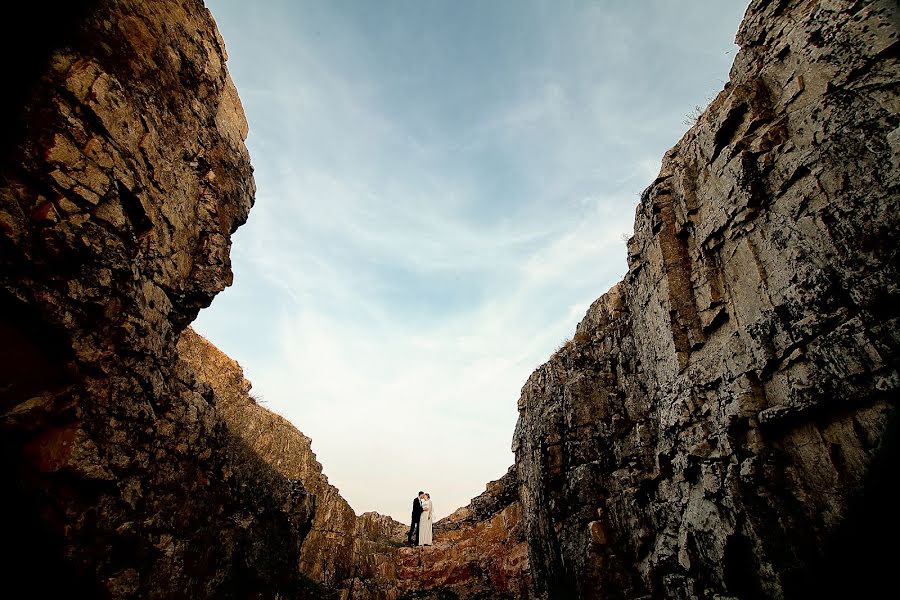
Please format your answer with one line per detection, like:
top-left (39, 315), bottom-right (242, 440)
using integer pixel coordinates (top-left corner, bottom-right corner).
top-left (513, 1), bottom-right (900, 598)
top-left (0, 1), bottom-right (313, 597)
top-left (1, 0), bottom-right (897, 598)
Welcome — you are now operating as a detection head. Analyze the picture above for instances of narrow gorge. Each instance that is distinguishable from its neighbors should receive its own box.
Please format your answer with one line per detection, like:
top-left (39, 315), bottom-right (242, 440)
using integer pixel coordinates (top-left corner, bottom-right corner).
top-left (1, 0), bottom-right (897, 599)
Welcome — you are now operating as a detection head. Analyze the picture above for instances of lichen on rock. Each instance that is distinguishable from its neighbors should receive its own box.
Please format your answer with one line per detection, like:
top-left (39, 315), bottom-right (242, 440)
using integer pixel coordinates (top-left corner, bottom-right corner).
top-left (512, 1), bottom-right (900, 598)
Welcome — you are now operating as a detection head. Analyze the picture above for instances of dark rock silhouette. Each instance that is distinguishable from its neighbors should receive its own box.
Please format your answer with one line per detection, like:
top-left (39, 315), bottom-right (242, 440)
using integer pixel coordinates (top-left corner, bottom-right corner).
top-left (1, 1), bottom-right (313, 597)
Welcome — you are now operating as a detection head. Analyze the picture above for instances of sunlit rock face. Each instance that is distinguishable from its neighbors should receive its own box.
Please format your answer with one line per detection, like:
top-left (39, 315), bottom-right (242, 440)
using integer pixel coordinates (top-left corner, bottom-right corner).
top-left (0, 1), bottom-right (314, 597)
top-left (395, 467), bottom-right (532, 599)
top-left (513, 0), bottom-right (900, 598)
top-left (177, 328), bottom-right (410, 597)
top-left (179, 328), bottom-right (533, 600)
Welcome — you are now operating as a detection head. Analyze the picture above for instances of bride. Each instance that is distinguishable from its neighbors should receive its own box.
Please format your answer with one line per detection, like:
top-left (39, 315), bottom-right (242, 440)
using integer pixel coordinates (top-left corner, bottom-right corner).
top-left (418, 493), bottom-right (433, 546)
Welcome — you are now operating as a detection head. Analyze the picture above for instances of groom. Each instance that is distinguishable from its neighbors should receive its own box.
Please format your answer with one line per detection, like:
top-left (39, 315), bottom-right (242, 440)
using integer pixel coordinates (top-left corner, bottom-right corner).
top-left (407, 491), bottom-right (424, 545)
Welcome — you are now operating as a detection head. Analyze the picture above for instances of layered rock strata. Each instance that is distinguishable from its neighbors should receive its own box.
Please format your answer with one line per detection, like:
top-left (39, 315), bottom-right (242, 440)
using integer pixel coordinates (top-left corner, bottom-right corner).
top-left (0, 1), bottom-right (315, 597)
top-left (513, 0), bottom-right (900, 598)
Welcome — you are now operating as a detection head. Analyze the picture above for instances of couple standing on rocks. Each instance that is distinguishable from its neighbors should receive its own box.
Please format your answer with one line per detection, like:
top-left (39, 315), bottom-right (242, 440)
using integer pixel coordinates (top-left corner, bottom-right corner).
top-left (407, 491), bottom-right (434, 546)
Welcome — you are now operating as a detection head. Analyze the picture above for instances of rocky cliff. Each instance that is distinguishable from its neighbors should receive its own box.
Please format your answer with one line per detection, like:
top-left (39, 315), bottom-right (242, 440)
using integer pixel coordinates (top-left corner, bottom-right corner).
top-left (513, 0), bottom-right (899, 598)
top-left (178, 327), bottom-right (532, 600)
top-left (177, 327), bottom-right (411, 598)
top-left (2, 0), bottom-right (898, 598)
top-left (0, 4), bottom-right (536, 595)
top-left (0, 1), bottom-right (315, 597)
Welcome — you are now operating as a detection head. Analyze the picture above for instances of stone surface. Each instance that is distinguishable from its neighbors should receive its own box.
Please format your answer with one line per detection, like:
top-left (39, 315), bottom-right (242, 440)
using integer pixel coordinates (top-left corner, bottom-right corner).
top-left (178, 328), bottom-right (409, 598)
top-left (394, 467), bottom-right (532, 599)
top-left (2, 0), bottom-right (898, 598)
top-left (512, 0), bottom-right (900, 598)
top-left (179, 328), bottom-right (532, 600)
top-left (0, 1), bottom-right (314, 597)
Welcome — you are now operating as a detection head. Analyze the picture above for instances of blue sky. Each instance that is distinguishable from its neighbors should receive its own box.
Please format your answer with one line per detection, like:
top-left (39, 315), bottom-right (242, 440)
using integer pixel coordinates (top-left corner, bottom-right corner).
top-left (198, 0), bottom-right (750, 522)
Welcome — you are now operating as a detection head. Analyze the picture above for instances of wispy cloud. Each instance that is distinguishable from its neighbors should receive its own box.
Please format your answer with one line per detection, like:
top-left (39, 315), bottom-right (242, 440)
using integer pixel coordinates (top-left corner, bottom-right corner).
top-left (198, 0), bottom-right (748, 521)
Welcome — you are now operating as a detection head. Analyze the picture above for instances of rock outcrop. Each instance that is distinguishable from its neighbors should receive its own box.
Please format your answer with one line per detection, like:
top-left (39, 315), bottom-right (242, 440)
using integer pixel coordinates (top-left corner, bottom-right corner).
top-left (2, 0), bottom-right (897, 599)
top-left (0, 1), bottom-right (315, 597)
top-left (395, 467), bottom-right (532, 599)
top-left (178, 327), bottom-right (532, 600)
top-left (513, 0), bottom-right (900, 598)
top-left (177, 327), bottom-right (410, 598)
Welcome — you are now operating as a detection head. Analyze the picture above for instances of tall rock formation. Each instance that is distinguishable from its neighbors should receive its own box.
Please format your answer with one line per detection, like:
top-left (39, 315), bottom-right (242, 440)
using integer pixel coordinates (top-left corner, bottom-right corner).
top-left (0, 0), bottom-right (533, 592)
top-left (513, 0), bottom-right (899, 598)
top-left (0, 1), bottom-right (314, 597)
top-left (2, 0), bottom-right (897, 598)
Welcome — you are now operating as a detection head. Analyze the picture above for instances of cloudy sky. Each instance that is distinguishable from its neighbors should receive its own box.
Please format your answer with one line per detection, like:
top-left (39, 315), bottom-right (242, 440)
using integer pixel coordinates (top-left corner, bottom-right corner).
top-left (198, 0), bottom-right (749, 522)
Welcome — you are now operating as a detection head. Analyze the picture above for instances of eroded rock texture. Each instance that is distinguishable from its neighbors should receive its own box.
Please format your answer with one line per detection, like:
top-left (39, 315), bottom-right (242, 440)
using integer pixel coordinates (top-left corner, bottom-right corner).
top-left (178, 328), bottom-right (532, 600)
top-left (0, 1), bottom-right (314, 597)
top-left (178, 328), bottom-right (410, 599)
top-left (513, 0), bottom-right (899, 598)
top-left (394, 467), bottom-right (532, 599)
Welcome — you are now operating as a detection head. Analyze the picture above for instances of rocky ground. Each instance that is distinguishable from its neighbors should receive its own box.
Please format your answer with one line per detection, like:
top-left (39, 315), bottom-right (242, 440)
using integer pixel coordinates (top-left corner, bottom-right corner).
top-left (394, 468), bottom-right (531, 599)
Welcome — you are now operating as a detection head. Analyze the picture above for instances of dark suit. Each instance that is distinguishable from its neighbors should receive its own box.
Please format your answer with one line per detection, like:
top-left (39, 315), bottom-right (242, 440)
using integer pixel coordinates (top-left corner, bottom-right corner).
top-left (408, 496), bottom-right (423, 543)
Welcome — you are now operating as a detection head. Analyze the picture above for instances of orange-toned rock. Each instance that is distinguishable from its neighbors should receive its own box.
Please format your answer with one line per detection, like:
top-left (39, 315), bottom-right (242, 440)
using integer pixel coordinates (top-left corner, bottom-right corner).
top-left (178, 329), bottom-right (408, 598)
top-left (393, 467), bottom-right (533, 599)
top-left (178, 329), bottom-right (532, 599)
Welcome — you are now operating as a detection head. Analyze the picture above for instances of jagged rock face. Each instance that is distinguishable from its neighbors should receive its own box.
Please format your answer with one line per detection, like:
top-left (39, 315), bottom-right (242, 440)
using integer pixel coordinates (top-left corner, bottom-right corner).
top-left (513, 1), bottom-right (899, 598)
top-left (395, 467), bottom-right (532, 599)
top-left (0, 1), bottom-right (314, 597)
top-left (177, 328), bottom-right (406, 596)
top-left (178, 328), bottom-right (532, 600)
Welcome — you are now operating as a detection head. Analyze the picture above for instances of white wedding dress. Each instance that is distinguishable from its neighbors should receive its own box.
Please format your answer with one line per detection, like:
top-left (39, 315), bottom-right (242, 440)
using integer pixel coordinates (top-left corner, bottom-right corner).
top-left (418, 499), bottom-right (433, 545)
